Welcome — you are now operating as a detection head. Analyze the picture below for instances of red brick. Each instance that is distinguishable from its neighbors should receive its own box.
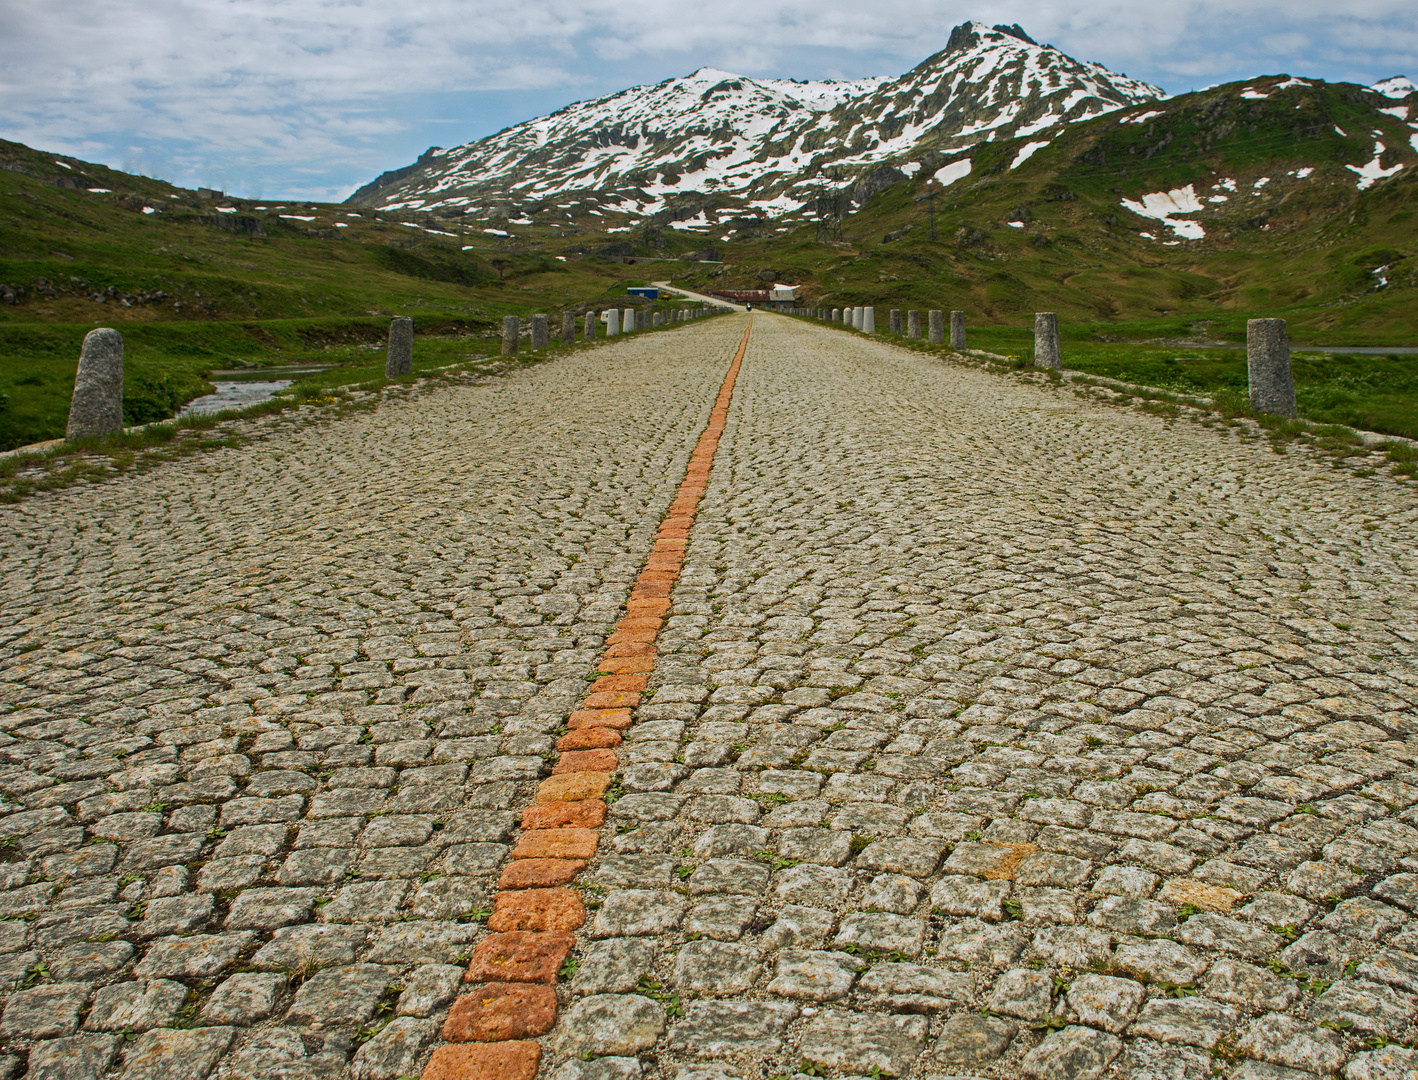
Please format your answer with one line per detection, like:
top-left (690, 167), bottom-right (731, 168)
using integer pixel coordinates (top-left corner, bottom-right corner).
top-left (511, 826), bottom-right (599, 860)
top-left (487, 888), bottom-right (586, 932)
top-left (581, 691), bottom-right (641, 709)
top-left (612, 618), bottom-right (662, 633)
top-left (423, 1041), bottom-right (540, 1080)
top-left (567, 708), bottom-right (633, 730)
top-left (465, 931), bottom-right (574, 985)
top-left (660, 516), bottom-right (695, 530)
top-left (552, 748), bottom-right (618, 774)
top-left (556, 726), bottom-right (621, 751)
top-left (627, 598), bottom-right (672, 617)
top-left (656, 527), bottom-right (690, 540)
top-left (630, 581), bottom-right (672, 600)
top-left (605, 628), bottom-right (657, 645)
top-left (443, 984), bottom-right (557, 1042)
top-left (499, 859), bottom-right (586, 889)
top-left (536, 771), bottom-right (613, 802)
top-left (589, 673), bottom-right (648, 694)
top-left (522, 800), bottom-right (606, 829)
top-left (597, 657), bottom-right (654, 675)
top-left (604, 640), bottom-right (656, 657)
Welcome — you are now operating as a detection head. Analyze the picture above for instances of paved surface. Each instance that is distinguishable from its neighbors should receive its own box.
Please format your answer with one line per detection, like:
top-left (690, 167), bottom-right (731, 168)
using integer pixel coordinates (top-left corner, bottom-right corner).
top-left (1, 312), bottom-right (1417, 1080)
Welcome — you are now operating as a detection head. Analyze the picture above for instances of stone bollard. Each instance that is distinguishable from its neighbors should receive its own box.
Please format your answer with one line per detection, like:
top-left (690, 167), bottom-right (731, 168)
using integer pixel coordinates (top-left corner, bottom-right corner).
top-left (584, 312), bottom-right (597, 341)
top-left (606, 309), bottom-right (620, 336)
top-left (928, 310), bottom-right (945, 344)
top-left (889, 310), bottom-right (902, 335)
top-left (531, 314), bottom-right (549, 351)
top-left (950, 311), bottom-right (967, 350)
top-left (623, 308), bottom-right (636, 332)
top-left (562, 312), bottom-right (576, 345)
top-left (832, 309), bottom-right (840, 322)
top-left (501, 315), bottom-right (520, 357)
top-left (907, 311), bottom-right (921, 339)
top-left (863, 308), bottom-right (876, 333)
top-left (1248, 318), bottom-right (1297, 417)
top-left (385, 317), bottom-right (413, 378)
top-left (65, 327), bottom-right (124, 440)
top-left (653, 312), bottom-right (662, 328)
top-left (1034, 312), bottom-right (1061, 369)
top-left (853, 307), bottom-right (863, 329)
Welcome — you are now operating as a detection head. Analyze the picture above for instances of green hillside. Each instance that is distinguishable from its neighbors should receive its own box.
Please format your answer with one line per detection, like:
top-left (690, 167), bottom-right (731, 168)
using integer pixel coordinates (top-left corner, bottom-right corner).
top-left (2, 72), bottom-right (1416, 449)
top-left (0, 139), bottom-right (697, 450)
top-left (667, 75), bottom-right (1417, 340)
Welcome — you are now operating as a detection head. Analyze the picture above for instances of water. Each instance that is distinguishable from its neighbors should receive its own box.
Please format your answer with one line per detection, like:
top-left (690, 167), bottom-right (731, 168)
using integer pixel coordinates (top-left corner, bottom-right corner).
top-left (177, 364), bottom-right (335, 417)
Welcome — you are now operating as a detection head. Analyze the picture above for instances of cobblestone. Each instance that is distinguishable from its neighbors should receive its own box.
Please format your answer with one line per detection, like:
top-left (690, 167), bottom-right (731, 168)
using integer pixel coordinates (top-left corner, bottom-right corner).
top-left (4, 313), bottom-right (1418, 1078)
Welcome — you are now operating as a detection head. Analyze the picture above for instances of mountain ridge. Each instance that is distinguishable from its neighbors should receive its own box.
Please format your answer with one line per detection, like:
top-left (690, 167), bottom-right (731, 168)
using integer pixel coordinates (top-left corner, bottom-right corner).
top-left (346, 22), bottom-right (1166, 219)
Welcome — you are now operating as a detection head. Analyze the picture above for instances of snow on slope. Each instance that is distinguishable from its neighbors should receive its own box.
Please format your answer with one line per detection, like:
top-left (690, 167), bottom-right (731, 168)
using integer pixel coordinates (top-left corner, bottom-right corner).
top-left (351, 22), bottom-right (1163, 218)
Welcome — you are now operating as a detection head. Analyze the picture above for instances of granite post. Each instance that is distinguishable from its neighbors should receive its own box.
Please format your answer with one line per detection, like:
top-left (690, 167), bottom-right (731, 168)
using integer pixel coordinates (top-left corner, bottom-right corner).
top-left (1034, 312), bottom-right (1061, 369)
top-left (889, 309), bottom-right (902, 334)
top-left (623, 308), bottom-right (636, 332)
top-left (863, 307), bottom-right (876, 333)
top-left (385, 317), bottom-right (413, 378)
top-left (606, 309), bottom-right (620, 336)
top-left (652, 312), bottom-right (662, 327)
top-left (907, 311), bottom-right (921, 339)
top-left (950, 310), bottom-right (967, 350)
top-left (65, 327), bottom-right (124, 440)
top-left (501, 315), bottom-right (520, 357)
top-left (530, 314), bottom-right (549, 350)
top-left (562, 312), bottom-right (576, 345)
top-left (1248, 318), bottom-right (1297, 417)
top-left (928, 310), bottom-right (945, 344)
top-left (832, 308), bottom-right (841, 322)
top-left (584, 312), bottom-right (597, 340)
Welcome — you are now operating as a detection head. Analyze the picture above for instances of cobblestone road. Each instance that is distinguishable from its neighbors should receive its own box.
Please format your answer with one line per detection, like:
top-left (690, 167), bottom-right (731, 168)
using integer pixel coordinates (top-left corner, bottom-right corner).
top-left (1, 313), bottom-right (1417, 1080)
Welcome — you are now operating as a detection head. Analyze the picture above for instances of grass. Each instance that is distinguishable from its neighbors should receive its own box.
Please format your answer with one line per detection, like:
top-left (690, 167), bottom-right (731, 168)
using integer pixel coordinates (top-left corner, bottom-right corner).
top-left (0, 311), bottom-right (725, 503)
top-left (0, 142), bottom-right (720, 451)
top-left (954, 324), bottom-right (1418, 440)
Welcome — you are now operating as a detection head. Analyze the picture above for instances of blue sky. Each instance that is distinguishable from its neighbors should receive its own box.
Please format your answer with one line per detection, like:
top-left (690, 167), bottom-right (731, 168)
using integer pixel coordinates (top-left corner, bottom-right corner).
top-left (2, 1), bottom-right (1413, 202)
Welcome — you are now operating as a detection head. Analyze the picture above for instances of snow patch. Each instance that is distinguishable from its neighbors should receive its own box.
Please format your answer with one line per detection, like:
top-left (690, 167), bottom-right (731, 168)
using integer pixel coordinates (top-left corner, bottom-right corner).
top-left (1295, 167), bottom-right (1315, 178)
top-left (335, 223), bottom-right (347, 228)
top-left (281, 215), bottom-right (316, 221)
top-left (1007, 221), bottom-right (1025, 228)
top-left (86, 188), bottom-right (110, 193)
top-left (934, 159), bottom-right (973, 186)
top-left (1254, 177), bottom-right (1271, 189)
top-left (1125, 110), bottom-right (1163, 124)
top-left (1380, 105), bottom-right (1410, 120)
top-left (900, 162), bottom-right (921, 177)
top-left (1120, 185), bottom-right (1206, 240)
top-left (1348, 142), bottom-right (1404, 189)
top-left (215, 207), bottom-right (237, 214)
top-left (1274, 78), bottom-right (1312, 90)
top-left (141, 207), bottom-right (156, 215)
top-left (1373, 76), bottom-right (1417, 99)
top-left (1241, 90), bottom-right (1269, 100)
top-left (483, 228), bottom-right (509, 236)
top-left (1010, 140), bottom-right (1049, 169)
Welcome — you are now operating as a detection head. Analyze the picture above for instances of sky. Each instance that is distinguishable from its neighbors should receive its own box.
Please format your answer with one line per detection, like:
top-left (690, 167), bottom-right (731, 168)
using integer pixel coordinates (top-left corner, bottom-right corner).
top-left (2, 1), bottom-right (1414, 202)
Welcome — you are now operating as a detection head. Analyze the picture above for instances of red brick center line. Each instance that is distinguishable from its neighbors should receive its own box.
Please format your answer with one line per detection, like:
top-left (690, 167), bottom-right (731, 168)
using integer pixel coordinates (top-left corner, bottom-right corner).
top-left (424, 318), bottom-right (755, 1080)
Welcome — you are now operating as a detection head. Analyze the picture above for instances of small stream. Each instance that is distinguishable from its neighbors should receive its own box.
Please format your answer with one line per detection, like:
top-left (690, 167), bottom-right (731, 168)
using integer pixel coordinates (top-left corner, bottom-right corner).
top-left (177, 364), bottom-right (335, 417)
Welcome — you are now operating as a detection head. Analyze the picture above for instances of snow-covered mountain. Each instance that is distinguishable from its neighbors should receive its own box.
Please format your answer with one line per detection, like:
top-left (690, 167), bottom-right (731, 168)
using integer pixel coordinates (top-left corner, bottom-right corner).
top-left (348, 22), bottom-right (1165, 220)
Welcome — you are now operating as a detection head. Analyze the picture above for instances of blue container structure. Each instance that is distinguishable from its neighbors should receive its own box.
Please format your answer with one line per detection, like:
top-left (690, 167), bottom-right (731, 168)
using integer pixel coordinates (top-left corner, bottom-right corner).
top-left (626, 287), bottom-right (659, 299)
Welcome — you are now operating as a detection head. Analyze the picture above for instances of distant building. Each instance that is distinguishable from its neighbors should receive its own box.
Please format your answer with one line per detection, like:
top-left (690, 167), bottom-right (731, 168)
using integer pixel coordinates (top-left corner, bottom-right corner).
top-left (768, 285), bottom-right (798, 302)
top-left (197, 187), bottom-right (224, 200)
top-left (626, 287), bottom-right (659, 299)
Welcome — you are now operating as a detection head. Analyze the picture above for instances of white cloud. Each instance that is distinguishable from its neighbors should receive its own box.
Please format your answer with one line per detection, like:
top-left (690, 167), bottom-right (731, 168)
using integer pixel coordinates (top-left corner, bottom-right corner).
top-left (1, 0), bottom-right (1413, 198)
